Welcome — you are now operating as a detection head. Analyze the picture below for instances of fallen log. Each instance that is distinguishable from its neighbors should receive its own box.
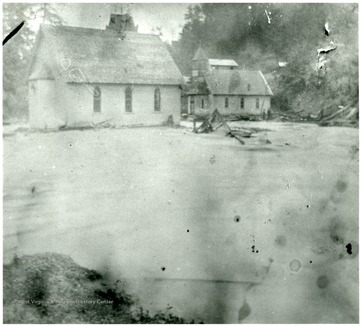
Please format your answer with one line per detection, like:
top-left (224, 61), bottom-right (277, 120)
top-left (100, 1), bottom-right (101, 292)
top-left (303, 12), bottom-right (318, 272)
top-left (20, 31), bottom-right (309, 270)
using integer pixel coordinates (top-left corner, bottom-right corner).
top-left (210, 109), bottom-right (231, 132)
top-left (226, 132), bottom-right (245, 145)
top-left (343, 107), bottom-right (358, 120)
top-left (92, 119), bottom-right (115, 128)
top-left (230, 129), bottom-right (252, 138)
top-left (322, 105), bottom-right (350, 122)
top-left (194, 109), bottom-right (249, 144)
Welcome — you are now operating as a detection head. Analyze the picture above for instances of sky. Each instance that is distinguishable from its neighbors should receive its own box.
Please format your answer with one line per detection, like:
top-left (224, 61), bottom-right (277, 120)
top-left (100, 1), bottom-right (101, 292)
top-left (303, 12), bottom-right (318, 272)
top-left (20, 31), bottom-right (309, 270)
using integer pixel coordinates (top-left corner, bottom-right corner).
top-left (50, 3), bottom-right (190, 43)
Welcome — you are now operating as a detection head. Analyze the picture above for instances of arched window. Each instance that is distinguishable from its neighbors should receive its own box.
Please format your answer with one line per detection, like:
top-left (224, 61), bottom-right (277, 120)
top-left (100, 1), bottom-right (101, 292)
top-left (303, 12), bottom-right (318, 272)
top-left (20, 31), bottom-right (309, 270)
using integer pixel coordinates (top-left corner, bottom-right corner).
top-left (225, 97), bottom-right (229, 108)
top-left (154, 87), bottom-right (161, 111)
top-left (256, 98), bottom-right (260, 109)
top-left (240, 97), bottom-right (244, 109)
top-left (93, 86), bottom-right (101, 113)
top-left (125, 86), bottom-right (132, 112)
top-left (247, 84), bottom-right (251, 91)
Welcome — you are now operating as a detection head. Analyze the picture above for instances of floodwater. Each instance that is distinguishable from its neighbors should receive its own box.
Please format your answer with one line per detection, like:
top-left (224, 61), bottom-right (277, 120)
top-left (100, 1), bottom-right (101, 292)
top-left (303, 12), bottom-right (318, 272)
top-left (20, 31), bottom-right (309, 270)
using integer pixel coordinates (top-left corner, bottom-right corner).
top-left (3, 122), bottom-right (359, 323)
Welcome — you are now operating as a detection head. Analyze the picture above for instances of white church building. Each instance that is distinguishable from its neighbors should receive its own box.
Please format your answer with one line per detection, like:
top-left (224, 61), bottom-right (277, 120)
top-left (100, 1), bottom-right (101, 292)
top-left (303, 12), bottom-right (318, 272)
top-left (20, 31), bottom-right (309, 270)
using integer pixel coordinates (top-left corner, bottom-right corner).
top-left (28, 14), bottom-right (184, 129)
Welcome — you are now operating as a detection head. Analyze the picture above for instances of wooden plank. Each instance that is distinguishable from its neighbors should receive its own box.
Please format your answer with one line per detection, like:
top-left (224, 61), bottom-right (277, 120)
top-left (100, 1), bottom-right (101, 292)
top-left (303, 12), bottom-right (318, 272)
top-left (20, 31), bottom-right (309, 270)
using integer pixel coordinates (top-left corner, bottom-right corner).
top-left (322, 105), bottom-right (350, 121)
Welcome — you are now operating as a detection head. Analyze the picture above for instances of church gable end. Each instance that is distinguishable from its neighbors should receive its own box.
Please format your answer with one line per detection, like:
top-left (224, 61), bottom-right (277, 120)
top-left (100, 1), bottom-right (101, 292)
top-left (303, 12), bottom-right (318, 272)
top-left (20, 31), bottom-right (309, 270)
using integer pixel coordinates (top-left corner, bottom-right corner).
top-left (27, 15), bottom-right (183, 129)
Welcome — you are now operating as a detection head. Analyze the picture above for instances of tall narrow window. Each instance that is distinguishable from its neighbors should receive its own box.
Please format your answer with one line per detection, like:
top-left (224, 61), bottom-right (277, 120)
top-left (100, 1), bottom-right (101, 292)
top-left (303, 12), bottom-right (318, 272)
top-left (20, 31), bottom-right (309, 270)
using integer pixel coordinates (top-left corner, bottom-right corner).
top-left (240, 97), bottom-right (244, 109)
top-left (125, 86), bottom-right (132, 112)
top-left (154, 87), bottom-right (161, 111)
top-left (201, 98), bottom-right (204, 108)
top-left (93, 86), bottom-right (101, 113)
top-left (225, 97), bottom-right (229, 108)
top-left (256, 98), bottom-right (260, 109)
top-left (247, 84), bottom-right (251, 91)
top-left (190, 96), bottom-right (195, 114)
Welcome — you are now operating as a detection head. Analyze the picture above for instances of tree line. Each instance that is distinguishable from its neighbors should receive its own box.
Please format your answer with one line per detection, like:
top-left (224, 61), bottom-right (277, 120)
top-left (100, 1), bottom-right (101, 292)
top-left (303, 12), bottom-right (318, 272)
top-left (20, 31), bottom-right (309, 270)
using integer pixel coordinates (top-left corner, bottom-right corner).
top-left (171, 3), bottom-right (358, 114)
top-left (3, 3), bottom-right (64, 120)
top-left (3, 3), bottom-right (358, 120)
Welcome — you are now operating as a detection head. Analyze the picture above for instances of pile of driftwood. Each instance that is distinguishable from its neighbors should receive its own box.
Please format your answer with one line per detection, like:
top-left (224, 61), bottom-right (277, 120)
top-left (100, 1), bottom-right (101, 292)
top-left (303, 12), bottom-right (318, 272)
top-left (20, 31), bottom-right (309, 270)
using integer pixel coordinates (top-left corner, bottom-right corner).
top-left (273, 109), bottom-right (317, 122)
top-left (272, 105), bottom-right (358, 127)
top-left (193, 109), bottom-right (252, 144)
top-left (318, 105), bottom-right (358, 127)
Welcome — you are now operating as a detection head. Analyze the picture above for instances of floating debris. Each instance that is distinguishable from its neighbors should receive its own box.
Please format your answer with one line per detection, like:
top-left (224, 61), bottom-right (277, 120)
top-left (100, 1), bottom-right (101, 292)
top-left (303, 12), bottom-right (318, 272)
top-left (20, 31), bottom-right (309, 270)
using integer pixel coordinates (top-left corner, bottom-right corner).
top-left (193, 109), bottom-right (254, 145)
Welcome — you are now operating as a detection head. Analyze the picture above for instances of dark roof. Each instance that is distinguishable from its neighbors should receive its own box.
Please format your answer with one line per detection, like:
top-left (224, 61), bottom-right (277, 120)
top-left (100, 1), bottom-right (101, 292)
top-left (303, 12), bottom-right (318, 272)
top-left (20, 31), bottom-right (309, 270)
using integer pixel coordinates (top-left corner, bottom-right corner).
top-left (205, 70), bottom-right (273, 96)
top-left (186, 78), bottom-right (211, 95)
top-left (106, 13), bottom-right (137, 32)
top-left (29, 24), bottom-right (183, 85)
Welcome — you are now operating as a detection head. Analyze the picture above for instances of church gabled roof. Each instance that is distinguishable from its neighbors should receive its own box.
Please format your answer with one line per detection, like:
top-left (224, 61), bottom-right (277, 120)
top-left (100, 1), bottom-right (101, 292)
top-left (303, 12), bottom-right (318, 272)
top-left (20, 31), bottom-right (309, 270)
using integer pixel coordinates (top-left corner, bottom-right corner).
top-left (28, 24), bottom-right (184, 85)
top-left (205, 70), bottom-right (273, 96)
top-left (192, 47), bottom-right (208, 61)
top-left (188, 70), bottom-right (273, 96)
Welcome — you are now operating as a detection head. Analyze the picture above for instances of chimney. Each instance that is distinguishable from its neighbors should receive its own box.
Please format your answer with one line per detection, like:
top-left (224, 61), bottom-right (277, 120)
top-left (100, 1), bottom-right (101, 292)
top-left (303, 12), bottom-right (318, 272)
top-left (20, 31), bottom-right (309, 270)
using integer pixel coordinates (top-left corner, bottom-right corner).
top-left (106, 14), bottom-right (138, 34)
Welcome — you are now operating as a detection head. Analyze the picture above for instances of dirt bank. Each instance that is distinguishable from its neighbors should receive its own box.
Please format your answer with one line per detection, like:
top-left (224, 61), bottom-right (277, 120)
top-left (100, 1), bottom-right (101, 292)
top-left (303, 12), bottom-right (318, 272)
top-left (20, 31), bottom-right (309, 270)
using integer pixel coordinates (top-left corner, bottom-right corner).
top-left (3, 252), bottom-right (194, 324)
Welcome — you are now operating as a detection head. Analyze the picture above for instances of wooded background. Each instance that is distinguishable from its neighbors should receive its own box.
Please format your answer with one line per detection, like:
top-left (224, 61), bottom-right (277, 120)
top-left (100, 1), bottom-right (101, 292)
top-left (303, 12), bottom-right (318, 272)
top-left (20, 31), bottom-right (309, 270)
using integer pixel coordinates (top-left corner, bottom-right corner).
top-left (3, 3), bottom-right (358, 121)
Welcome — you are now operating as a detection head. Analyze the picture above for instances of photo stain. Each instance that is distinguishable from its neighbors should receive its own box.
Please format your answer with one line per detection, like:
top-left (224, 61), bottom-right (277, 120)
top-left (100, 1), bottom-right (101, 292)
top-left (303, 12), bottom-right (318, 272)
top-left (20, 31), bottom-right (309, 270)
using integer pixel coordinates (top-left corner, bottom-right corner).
top-left (289, 259), bottom-right (301, 272)
top-left (234, 215), bottom-right (241, 223)
top-left (317, 275), bottom-right (329, 289)
top-left (330, 192), bottom-right (341, 204)
top-left (161, 267), bottom-right (166, 271)
top-left (346, 241), bottom-right (359, 258)
top-left (187, 229), bottom-right (189, 233)
top-left (331, 235), bottom-right (344, 244)
top-left (346, 243), bottom-right (352, 255)
top-left (336, 180), bottom-right (347, 192)
top-left (238, 299), bottom-right (251, 322)
top-left (275, 235), bottom-right (286, 247)
top-left (329, 218), bottom-right (345, 244)
top-left (3, 21), bottom-right (25, 46)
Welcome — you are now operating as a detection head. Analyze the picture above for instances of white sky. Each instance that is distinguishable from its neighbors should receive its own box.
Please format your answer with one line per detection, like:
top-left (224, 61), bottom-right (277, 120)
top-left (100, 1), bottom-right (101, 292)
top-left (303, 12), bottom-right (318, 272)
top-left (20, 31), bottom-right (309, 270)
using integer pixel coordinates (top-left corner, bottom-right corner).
top-left (52, 3), bottom-right (190, 43)
top-left (14, 1), bottom-right (342, 43)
